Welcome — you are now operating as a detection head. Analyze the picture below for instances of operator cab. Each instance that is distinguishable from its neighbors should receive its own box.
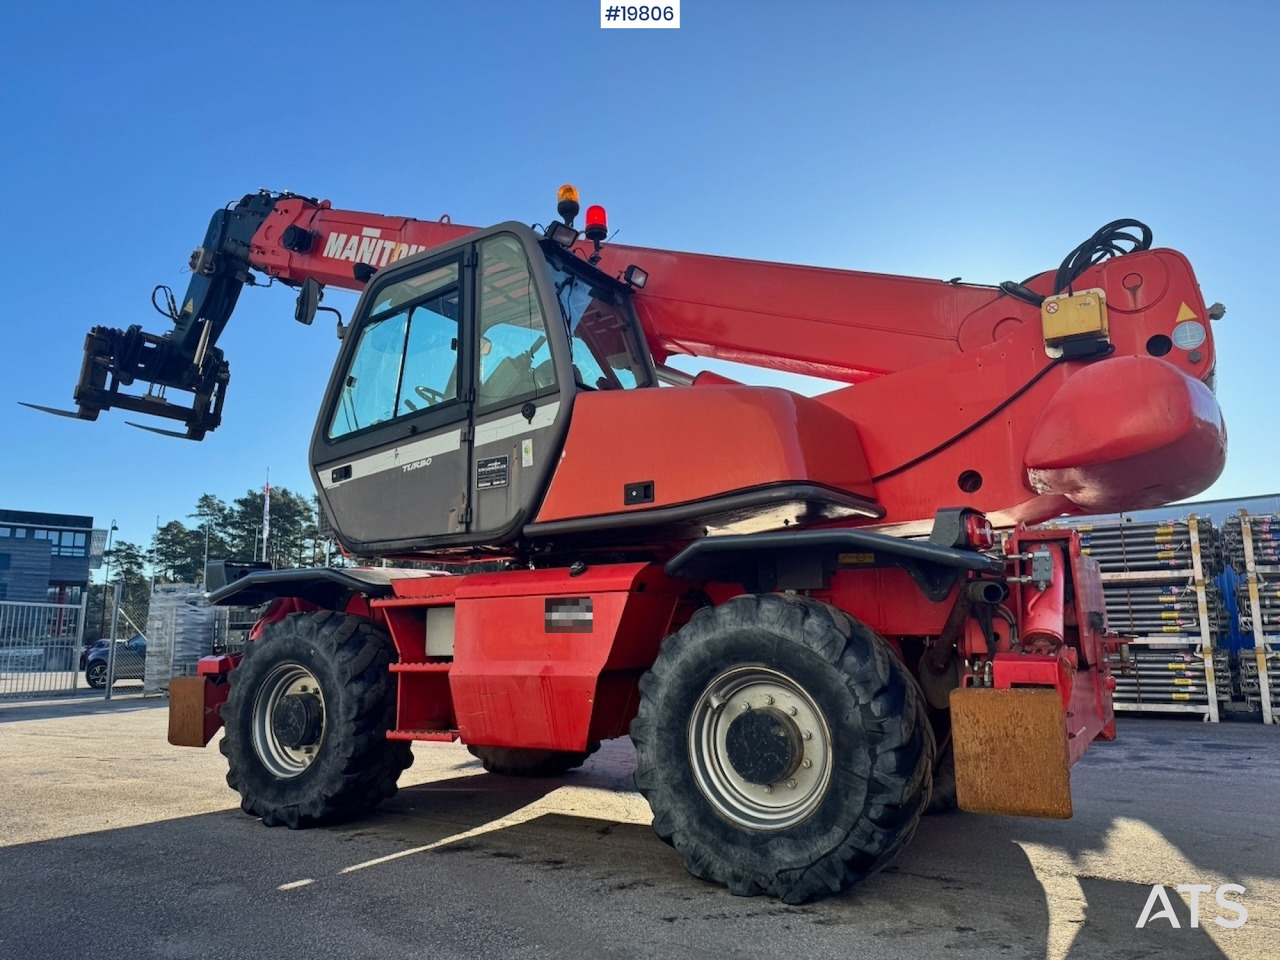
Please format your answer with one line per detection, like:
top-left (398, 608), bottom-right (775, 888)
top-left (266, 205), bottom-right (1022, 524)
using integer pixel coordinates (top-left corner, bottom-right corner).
top-left (310, 220), bottom-right (655, 555)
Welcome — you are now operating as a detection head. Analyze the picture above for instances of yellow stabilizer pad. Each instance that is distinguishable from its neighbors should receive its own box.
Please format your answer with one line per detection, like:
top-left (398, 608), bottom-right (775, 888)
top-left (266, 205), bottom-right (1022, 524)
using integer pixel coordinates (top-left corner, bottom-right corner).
top-left (950, 687), bottom-right (1072, 819)
top-left (168, 675), bottom-right (212, 747)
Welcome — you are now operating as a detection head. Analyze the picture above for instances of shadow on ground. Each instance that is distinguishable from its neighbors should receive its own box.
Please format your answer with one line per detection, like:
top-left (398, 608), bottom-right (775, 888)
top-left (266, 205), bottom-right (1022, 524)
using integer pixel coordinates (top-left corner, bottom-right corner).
top-left (3, 727), bottom-right (1267, 960)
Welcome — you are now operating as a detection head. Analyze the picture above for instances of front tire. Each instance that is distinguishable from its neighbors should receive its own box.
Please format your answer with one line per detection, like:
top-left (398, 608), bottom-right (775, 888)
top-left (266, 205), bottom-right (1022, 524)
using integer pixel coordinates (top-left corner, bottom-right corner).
top-left (220, 611), bottom-right (413, 828)
top-left (85, 662), bottom-right (107, 689)
top-left (631, 594), bottom-right (933, 904)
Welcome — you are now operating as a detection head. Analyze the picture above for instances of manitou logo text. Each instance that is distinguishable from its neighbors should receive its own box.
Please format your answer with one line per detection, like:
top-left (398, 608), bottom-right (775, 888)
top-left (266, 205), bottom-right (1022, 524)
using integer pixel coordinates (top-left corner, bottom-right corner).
top-left (1135, 883), bottom-right (1248, 928)
top-left (323, 227), bottom-right (430, 267)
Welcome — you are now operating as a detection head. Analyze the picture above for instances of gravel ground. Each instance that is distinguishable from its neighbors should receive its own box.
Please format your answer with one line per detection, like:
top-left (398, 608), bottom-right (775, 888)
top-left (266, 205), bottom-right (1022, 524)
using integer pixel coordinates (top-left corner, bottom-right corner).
top-left (0, 697), bottom-right (1275, 960)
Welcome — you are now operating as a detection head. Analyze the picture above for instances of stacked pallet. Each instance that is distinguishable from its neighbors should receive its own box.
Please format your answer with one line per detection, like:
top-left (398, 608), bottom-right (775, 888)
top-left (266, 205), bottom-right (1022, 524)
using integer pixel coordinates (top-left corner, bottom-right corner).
top-left (144, 584), bottom-right (217, 695)
top-left (1224, 513), bottom-right (1280, 723)
top-left (1238, 650), bottom-right (1280, 716)
top-left (1212, 648), bottom-right (1235, 704)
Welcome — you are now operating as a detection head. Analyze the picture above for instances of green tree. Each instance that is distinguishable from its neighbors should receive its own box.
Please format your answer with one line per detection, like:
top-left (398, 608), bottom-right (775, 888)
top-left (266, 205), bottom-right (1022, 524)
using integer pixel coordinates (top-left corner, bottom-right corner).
top-left (103, 540), bottom-right (151, 635)
top-left (189, 494), bottom-right (233, 581)
top-left (225, 486), bottom-right (319, 568)
top-left (107, 541), bottom-right (148, 593)
top-left (151, 520), bottom-right (207, 583)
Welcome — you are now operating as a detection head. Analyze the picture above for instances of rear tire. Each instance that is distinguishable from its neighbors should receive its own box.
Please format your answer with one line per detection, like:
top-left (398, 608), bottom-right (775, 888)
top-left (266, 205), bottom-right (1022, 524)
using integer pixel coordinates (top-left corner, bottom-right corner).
top-left (467, 743), bottom-right (600, 777)
top-left (220, 611), bottom-right (413, 828)
top-left (631, 594), bottom-right (933, 904)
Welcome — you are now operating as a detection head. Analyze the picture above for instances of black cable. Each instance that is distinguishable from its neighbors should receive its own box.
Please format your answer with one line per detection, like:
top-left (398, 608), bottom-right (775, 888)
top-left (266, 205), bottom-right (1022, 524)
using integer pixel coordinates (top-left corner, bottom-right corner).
top-left (871, 357), bottom-right (1068, 483)
top-left (1052, 219), bottom-right (1152, 295)
top-left (151, 284), bottom-right (179, 321)
top-left (997, 219), bottom-right (1153, 307)
top-left (999, 280), bottom-right (1045, 307)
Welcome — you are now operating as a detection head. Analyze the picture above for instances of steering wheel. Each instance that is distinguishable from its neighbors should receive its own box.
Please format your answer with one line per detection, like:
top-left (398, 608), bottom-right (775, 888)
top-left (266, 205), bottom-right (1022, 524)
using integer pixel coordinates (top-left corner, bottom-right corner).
top-left (414, 384), bottom-right (448, 405)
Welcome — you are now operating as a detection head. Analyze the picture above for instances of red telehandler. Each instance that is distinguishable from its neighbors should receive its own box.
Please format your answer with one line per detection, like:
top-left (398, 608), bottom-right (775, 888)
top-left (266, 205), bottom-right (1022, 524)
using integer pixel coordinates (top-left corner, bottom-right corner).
top-left (38, 187), bottom-right (1226, 903)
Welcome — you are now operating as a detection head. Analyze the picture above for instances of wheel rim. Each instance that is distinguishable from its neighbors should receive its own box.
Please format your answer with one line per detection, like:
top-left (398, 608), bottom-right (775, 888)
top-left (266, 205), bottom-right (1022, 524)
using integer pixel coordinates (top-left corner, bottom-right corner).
top-left (688, 664), bottom-right (833, 831)
top-left (251, 663), bottom-right (327, 779)
top-left (87, 664), bottom-right (106, 686)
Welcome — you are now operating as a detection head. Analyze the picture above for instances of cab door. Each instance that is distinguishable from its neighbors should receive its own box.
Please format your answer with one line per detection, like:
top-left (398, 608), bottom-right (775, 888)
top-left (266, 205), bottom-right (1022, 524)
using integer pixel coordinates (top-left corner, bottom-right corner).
top-left (468, 233), bottom-right (566, 540)
top-left (312, 253), bottom-right (474, 551)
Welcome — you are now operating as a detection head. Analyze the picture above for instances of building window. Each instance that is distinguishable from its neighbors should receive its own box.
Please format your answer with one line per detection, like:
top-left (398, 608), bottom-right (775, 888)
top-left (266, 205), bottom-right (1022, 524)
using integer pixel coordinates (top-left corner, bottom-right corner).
top-left (27, 529), bottom-right (88, 557)
top-left (0, 527), bottom-right (9, 537)
top-left (15, 528), bottom-right (25, 538)
top-left (0, 585), bottom-right (7, 601)
top-left (0, 554), bottom-right (10, 571)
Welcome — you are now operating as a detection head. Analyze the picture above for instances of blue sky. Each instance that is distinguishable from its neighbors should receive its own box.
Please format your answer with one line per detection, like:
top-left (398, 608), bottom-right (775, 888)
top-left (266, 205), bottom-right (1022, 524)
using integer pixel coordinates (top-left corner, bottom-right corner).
top-left (1, 1), bottom-right (1276, 562)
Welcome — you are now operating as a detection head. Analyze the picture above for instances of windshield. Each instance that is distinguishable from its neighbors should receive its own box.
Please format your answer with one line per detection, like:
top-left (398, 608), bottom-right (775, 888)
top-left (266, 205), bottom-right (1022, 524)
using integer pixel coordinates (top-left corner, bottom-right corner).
top-left (544, 254), bottom-right (652, 391)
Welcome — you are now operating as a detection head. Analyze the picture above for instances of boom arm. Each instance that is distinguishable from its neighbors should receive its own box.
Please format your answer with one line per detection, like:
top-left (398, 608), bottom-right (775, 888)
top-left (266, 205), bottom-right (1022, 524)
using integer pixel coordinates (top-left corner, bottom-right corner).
top-left (49, 190), bottom-right (1224, 528)
top-left (59, 190), bottom-right (1046, 437)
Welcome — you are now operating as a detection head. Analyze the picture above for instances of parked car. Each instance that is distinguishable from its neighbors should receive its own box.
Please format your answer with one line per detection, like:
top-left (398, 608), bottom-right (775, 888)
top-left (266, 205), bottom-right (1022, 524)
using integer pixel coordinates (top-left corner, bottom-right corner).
top-left (79, 639), bottom-right (108, 671)
top-left (84, 635), bottom-right (146, 689)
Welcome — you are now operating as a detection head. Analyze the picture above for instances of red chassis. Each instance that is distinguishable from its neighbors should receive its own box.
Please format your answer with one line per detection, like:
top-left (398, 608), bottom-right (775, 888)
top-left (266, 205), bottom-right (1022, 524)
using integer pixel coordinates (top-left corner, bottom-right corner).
top-left (174, 525), bottom-right (1114, 820)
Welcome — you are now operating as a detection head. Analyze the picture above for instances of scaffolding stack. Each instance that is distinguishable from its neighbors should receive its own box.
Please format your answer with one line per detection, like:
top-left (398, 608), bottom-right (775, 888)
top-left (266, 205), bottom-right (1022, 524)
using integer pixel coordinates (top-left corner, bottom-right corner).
top-left (1224, 513), bottom-right (1279, 724)
top-left (1057, 517), bottom-right (1223, 720)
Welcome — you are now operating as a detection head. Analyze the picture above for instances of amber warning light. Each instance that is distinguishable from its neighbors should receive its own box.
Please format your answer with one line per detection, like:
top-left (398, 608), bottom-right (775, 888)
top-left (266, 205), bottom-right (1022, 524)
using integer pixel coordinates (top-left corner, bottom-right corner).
top-left (557, 184), bottom-right (580, 226)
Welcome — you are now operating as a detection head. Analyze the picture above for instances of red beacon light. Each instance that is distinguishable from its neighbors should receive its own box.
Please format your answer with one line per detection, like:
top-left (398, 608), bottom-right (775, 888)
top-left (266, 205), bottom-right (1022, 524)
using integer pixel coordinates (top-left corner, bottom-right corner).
top-left (584, 205), bottom-right (608, 242)
top-left (584, 204), bottom-right (608, 263)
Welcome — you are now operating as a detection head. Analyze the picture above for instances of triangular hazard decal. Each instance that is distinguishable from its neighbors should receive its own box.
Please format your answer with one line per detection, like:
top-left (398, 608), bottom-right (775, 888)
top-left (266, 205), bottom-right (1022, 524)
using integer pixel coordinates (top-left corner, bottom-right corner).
top-left (1175, 302), bottom-right (1197, 323)
top-left (183, 299), bottom-right (195, 315)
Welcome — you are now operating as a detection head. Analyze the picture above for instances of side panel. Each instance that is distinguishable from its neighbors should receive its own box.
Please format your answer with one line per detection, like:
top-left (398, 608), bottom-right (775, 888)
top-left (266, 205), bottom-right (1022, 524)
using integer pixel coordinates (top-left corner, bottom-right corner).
top-left (536, 387), bottom-right (874, 524)
top-left (316, 427), bottom-right (470, 543)
top-left (449, 564), bottom-right (683, 751)
top-left (825, 568), bottom-right (956, 637)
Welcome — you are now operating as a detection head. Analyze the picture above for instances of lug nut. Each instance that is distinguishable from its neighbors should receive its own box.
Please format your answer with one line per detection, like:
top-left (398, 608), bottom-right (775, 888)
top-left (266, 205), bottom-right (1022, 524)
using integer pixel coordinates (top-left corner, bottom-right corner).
top-left (786, 779), bottom-right (797, 790)
top-left (787, 706), bottom-right (798, 716)
top-left (763, 695), bottom-right (774, 706)
top-left (801, 758), bottom-right (812, 769)
top-left (762, 784), bottom-right (773, 794)
top-left (740, 702), bottom-right (751, 712)
top-left (802, 730), bottom-right (812, 741)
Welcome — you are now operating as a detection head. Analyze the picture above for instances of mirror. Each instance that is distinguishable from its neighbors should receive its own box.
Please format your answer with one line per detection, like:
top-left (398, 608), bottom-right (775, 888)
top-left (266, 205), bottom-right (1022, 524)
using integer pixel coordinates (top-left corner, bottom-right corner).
top-left (295, 277), bottom-right (322, 325)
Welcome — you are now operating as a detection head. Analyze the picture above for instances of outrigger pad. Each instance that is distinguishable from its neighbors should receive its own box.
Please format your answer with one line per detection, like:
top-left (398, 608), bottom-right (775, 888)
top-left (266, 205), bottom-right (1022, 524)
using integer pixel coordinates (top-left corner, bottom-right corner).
top-left (950, 687), bottom-right (1072, 819)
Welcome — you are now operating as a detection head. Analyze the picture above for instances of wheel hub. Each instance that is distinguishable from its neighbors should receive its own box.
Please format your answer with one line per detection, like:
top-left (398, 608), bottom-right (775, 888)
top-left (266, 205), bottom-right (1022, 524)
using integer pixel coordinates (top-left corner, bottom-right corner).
top-left (251, 663), bottom-right (327, 779)
top-left (724, 707), bottom-right (803, 785)
top-left (271, 693), bottom-right (324, 749)
top-left (688, 665), bottom-right (834, 831)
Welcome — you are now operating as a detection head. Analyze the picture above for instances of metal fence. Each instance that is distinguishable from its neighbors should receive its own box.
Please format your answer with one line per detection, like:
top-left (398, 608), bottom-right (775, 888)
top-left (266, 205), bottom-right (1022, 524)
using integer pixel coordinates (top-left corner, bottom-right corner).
top-left (93, 584), bottom-right (151, 700)
top-left (0, 598), bottom-right (88, 699)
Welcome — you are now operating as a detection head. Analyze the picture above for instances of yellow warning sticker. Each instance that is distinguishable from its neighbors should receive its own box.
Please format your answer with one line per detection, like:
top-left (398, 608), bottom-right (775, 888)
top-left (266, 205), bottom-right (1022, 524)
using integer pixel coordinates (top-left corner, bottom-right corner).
top-left (838, 552), bottom-right (876, 565)
top-left (1175, 302), bottom-right (1198, 323)
top-left (1172, 693), bottom-right (1190, 700)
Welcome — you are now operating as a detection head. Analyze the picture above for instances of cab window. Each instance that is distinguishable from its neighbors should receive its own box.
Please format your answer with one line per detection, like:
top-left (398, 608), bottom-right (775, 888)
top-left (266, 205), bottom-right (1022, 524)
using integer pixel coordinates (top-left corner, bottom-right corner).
top-left (546, 256), bottom-right (652, 391)
top-left (328, 262), bottom-right (460, 439)
top-left (476, 236), bottom-right (557, 410)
